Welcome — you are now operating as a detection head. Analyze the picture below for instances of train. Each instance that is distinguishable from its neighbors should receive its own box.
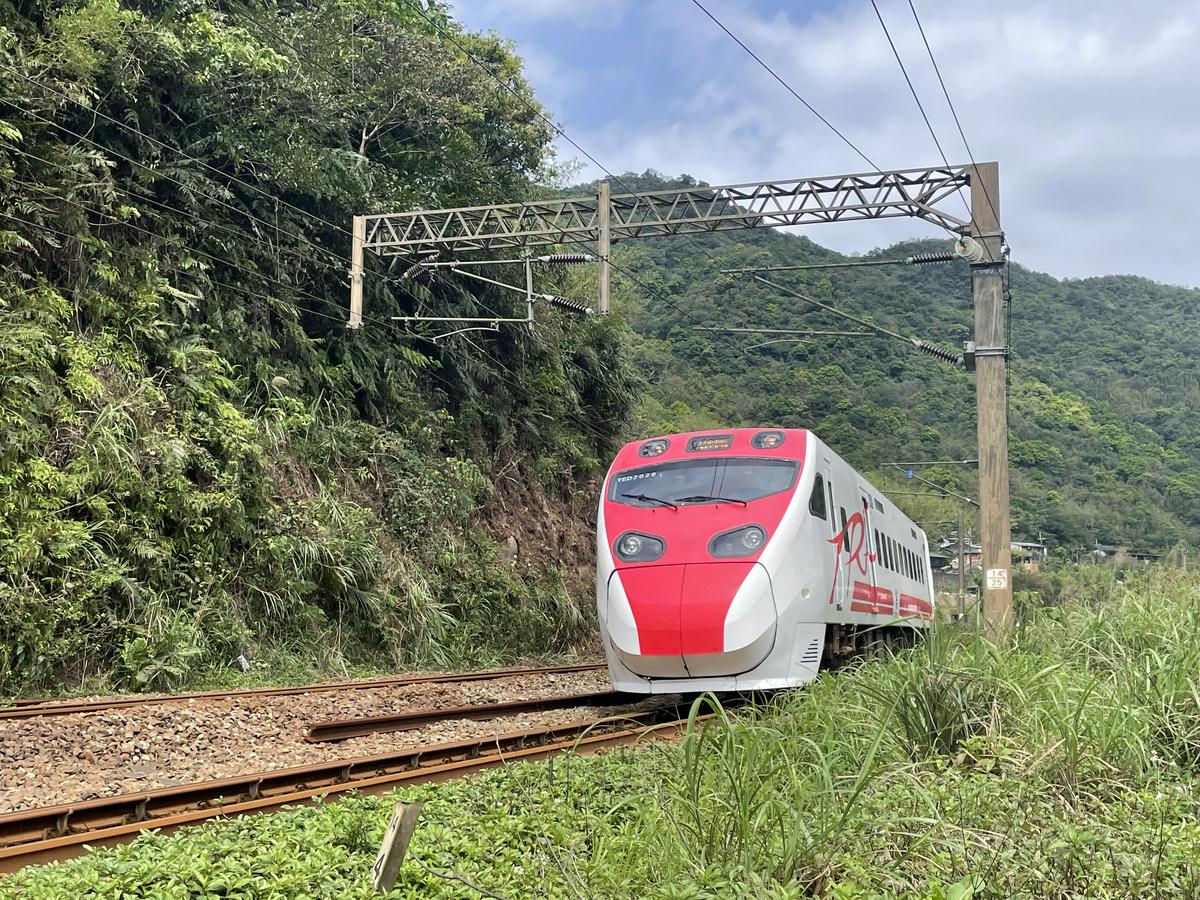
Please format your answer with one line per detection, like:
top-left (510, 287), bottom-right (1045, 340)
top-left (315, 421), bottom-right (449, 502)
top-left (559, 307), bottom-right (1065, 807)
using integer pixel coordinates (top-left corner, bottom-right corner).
top-left (596, 428), bottom-right (934, 693)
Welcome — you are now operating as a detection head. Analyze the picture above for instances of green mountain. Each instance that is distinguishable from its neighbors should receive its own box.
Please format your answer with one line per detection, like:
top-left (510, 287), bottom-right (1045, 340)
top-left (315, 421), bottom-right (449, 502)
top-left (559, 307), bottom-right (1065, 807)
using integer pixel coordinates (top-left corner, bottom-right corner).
top-left (595, 173), bottom-right (1200, 555)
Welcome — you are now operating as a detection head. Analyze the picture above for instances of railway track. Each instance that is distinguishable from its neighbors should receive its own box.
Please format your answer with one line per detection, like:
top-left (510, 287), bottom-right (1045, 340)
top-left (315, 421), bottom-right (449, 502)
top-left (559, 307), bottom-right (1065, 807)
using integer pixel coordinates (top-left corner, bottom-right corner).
top-left (1, 663), bottom-right (604, 720)
top-left (0, 702), bottom-right (696, 873)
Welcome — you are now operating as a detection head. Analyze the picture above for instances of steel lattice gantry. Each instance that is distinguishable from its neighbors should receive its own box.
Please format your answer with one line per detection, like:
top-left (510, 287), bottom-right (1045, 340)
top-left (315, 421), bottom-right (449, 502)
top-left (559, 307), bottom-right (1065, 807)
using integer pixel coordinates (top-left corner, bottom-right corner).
top-left (356, 165), bottom-right (972, 259)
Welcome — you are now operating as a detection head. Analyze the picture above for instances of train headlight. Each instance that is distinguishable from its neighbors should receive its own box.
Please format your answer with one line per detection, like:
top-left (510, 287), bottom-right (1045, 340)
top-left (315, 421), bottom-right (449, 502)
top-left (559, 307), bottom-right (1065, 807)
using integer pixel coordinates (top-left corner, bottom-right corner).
top-left (709, 525), bottom-right (768, 558)
top-left (638, 439), bottom-right (669, 457)
top-left (615, 531), bottom-right (665, 562)
top-left (751, 430), bottom-right (785, 449)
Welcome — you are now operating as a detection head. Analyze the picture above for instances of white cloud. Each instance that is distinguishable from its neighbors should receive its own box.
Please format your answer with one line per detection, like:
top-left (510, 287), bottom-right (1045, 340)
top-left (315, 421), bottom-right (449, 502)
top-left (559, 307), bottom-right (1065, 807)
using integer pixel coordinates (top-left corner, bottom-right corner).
top-left (450, 0), bottom-right (631, 26)
top-left (503, 0), bottom-right (1200, 285)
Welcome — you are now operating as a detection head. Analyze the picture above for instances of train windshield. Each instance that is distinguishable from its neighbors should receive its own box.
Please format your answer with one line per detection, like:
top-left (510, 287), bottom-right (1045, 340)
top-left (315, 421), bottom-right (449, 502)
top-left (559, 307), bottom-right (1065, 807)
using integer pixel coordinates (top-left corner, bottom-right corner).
top-left (608, 458), bottom-right (798, 507)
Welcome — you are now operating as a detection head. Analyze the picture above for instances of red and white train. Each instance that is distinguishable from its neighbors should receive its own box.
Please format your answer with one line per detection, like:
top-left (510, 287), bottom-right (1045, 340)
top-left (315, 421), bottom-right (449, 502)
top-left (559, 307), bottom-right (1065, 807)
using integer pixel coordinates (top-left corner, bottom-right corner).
top-left (596, 428), bottom-right (934, 693)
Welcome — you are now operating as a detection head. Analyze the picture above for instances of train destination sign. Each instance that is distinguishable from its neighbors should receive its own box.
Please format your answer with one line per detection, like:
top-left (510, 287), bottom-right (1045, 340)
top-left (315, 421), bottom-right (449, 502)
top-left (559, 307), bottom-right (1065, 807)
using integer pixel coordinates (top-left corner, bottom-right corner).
top-left (687, 434), bottom-right (733, 452)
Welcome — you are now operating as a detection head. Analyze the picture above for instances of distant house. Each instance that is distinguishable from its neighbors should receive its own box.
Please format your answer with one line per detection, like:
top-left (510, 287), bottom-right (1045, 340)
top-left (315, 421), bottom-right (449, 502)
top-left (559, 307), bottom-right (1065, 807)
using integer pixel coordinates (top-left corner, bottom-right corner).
top-left (937, 534), bottom-right (981, 572)
top-left (1012, 540), bottom-right (1048, 557)
top-left (1011, 540), bottom-right (1049, 573)
top-left (1091, 542), bottom-right (1160, 563)
top-left (928, 550), bottom-right (953, 570)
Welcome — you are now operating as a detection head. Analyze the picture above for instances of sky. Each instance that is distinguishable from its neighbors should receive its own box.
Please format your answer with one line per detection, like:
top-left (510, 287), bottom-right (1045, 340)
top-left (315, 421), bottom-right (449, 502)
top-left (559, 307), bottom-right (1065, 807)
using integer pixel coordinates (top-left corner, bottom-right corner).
top-left (450, 0), bottom-right (1200, 287)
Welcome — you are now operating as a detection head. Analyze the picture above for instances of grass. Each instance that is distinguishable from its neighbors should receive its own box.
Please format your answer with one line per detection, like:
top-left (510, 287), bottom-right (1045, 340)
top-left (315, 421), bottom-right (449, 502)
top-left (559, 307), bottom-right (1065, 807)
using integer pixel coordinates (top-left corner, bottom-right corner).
top-left (5, 565), bottom-right (1200, 898)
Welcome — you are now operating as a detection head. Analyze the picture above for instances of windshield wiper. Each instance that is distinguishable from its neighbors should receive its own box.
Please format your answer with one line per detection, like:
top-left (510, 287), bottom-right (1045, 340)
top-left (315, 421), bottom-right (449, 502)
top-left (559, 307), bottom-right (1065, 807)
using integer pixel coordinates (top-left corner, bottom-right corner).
top-left (620, 492), bottom-right (678, 509)
top-left (676, 495), bottom-right (748, 507)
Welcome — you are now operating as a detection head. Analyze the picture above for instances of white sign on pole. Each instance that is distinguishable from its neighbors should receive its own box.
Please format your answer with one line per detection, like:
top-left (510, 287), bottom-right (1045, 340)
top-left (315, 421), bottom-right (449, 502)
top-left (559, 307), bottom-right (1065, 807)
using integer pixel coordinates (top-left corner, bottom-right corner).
top-left (986, 567), bottom-right (1008, 590)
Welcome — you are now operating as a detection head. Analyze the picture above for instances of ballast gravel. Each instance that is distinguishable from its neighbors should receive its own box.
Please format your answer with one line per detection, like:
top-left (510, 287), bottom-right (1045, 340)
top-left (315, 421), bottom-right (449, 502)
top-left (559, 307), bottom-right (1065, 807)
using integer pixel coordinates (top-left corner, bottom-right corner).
top-left (0, 667), bottom-right (656, 813)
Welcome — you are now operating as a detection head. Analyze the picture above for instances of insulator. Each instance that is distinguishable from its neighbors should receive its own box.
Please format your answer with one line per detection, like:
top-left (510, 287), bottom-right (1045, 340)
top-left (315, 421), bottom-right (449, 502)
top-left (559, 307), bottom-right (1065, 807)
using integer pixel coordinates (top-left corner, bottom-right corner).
top-left (904, 251), bottom-right (956, 266)
top-left (400, 251), bottom-right (439, 281)
top-left (912, 338), bottom-right (964, 368)
top-left (539, 253), bottom-right (593, 265)
top-left (543, 294), bottom-right (594, 316)
top-left (953, 235), bottom-right (986, 263)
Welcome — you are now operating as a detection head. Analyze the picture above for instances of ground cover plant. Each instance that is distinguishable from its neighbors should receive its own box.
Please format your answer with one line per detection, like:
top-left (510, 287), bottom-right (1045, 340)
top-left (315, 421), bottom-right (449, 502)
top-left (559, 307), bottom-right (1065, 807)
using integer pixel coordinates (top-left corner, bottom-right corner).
top-left (6, 565), bottom-right (1199, 898)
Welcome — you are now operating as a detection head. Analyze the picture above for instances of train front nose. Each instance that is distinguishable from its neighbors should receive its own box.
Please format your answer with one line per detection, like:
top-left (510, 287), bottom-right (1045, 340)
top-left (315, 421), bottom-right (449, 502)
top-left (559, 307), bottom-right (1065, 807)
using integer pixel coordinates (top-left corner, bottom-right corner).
top-left (603, 562), bottom-right (777, 678)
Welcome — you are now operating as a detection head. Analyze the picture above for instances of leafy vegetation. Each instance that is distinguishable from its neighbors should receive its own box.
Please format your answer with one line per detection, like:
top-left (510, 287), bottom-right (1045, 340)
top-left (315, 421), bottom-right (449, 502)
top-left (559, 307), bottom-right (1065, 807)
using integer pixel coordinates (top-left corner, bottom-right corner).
top-left (8, 566), bottom-right (1200, 898)
top-left (0, 0), bottom-right (639, 694)
top-left (597, 172), bottom-right (1200, 555)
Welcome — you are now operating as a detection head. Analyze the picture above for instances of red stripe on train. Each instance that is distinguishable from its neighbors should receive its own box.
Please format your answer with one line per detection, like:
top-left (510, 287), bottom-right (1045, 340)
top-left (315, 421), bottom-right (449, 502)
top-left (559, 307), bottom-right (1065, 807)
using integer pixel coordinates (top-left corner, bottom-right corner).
top-left (851, 582), bottom-right (893, 614)
top-left (899, 593), bottom-right (934, 619)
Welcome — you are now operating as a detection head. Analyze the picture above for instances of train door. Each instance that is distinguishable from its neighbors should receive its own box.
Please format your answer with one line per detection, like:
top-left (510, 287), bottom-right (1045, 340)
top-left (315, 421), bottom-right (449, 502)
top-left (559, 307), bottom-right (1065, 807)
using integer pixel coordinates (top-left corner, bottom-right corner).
top-left (825, 460), bottom-right (850, 611)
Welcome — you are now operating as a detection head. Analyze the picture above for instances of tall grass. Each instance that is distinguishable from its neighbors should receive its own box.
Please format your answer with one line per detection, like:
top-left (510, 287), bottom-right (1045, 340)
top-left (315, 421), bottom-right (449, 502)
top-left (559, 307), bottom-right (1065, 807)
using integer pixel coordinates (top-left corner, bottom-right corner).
top-left (563, 566), bottom-right (1200, 897)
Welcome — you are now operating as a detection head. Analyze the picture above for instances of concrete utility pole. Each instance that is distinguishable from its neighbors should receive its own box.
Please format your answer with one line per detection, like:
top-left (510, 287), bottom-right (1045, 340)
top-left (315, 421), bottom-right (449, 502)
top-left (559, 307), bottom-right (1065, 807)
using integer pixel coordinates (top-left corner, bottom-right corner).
top-left (596, 180), bottom-right (611, 314)
top-left (969, 162), bottom-right (1012, 636)
top-left (348, 214), bottom-right (365, 329)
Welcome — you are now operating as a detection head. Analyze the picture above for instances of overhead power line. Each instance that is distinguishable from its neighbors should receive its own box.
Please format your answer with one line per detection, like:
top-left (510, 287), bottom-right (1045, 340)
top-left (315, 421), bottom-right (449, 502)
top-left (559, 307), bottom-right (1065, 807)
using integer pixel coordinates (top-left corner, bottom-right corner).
top-left (867, 0), bottom-right (968, 217)
top-left (868, 0), bottom-right (1001, 268)
top-left (689, 0), bottom-right (880, 172)
top-left (721, 251), bottom-right (958, 275)
top-left (906, 0), bottom-right (1002, 244)
top-left (748, 273), bottom-right (964, 368)
top-left (884, 463), bottom-right (979, 507)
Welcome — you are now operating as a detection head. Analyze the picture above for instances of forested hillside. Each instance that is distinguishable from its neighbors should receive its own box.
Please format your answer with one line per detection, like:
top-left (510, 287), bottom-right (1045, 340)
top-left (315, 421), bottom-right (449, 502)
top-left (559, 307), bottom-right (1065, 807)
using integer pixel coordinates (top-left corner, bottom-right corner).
top-left (0, 0), bottom-right (638, 694)
top-left (601, 172), bottom-right (1200, 555)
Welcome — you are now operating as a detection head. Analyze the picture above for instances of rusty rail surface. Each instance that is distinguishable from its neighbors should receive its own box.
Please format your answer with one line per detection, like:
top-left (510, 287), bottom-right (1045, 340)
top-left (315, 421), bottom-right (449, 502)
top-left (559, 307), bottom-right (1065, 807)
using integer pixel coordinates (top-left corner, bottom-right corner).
top-left (1, 663), bottom-right (605, 720)
top-left (303, 690), bottom-right (632, 741)
top-left (0, 706), bottom-right (695, 873)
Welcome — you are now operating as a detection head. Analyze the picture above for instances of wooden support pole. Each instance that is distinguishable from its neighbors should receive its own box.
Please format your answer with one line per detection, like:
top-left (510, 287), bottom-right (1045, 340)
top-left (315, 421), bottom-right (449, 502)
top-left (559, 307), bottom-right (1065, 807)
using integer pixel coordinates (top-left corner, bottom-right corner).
top-left (969, 162), bottom-right (1011, 638)
top-left (348, 214), bottom-right (365, 329)
top-left (372, 801), bottom-right (421, 893)
top-left (596, 180), bottom-right (611, 314)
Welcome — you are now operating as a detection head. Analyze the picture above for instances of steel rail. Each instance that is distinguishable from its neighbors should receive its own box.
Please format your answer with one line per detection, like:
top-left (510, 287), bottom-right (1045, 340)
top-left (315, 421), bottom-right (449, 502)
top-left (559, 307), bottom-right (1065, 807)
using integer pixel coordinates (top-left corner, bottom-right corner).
top-left (2, 663), bottom-right (604, 720)
top-left (303, 690), bottom-right (633, 742)
top-left (0, 707), bottom-right (696, 873)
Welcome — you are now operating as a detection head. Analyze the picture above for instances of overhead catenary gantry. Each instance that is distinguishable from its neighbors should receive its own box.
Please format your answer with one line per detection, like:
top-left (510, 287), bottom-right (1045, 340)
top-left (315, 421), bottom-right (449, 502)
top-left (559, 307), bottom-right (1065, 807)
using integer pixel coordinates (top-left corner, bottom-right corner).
top-left (347, 161), bottom-right (1012, 636)
top-left (349, 164), bottom-right (974, 323)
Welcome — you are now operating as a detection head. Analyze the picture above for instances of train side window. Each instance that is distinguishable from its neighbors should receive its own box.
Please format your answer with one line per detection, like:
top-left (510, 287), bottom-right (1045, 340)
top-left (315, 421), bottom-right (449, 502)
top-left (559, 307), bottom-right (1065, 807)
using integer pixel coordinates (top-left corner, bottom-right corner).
top-left (887, 537), bottom-right (895, 571)
top-left (839, 508), bottom-right (848, 550)
top-left (908, 549), bottom-right (916, 579)
top-left (809, 475), bottom-right (827, 519)
top-left (873, 529), bottom-right (880, 564)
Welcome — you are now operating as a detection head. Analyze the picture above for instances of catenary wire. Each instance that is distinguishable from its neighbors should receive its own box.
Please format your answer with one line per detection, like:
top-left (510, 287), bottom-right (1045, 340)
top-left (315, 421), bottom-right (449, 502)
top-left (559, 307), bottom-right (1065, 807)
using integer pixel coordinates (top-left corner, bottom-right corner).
top-left (867, 0), bottom-right (971, 220)
top-left (869, 0), bottom-right (1001, 268)
top-left (689, 0), bottom-right (881, 172)
top-left (0, 207), bottom-right (586, 428)
top-left (906, 0), bottom-right (1002, 240)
